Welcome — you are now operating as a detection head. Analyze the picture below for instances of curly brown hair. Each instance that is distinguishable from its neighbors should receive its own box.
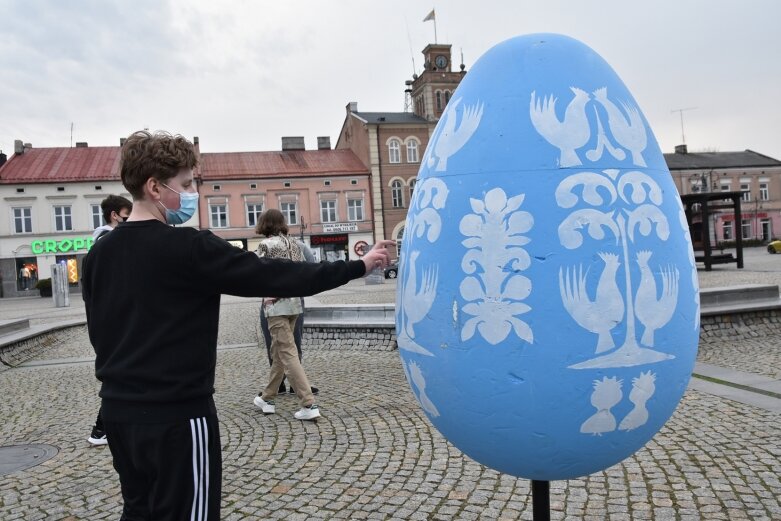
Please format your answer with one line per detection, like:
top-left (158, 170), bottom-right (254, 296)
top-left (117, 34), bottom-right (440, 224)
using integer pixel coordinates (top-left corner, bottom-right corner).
top-left (255, 208), bottom-right (289, 237)
top-left (120, 131), bottom-right (199, 199)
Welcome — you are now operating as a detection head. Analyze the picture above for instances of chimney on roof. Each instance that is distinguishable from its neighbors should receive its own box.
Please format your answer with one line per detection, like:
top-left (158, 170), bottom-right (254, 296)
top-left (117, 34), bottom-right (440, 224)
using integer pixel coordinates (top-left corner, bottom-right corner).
top-left (347, 102), bottom-right (358, 114)
top-left (0, 151), bottom-right (6, 168)
top-left (317, 136), bottom-right (331, 150)
top-left (674, 144), bottom-right (688, 154)
top-left (193, 136), bottom-right (199, 146)
top-left (281, 136), bottom-right (305, 151)
top-left (23, 143), bottom-right (32, 153)
top-left (14, 140), bottom-right (24, 154)
top-left (75, 142), bottom-right (88, 148)
top-left (120, 137), bottom-right (127, 146)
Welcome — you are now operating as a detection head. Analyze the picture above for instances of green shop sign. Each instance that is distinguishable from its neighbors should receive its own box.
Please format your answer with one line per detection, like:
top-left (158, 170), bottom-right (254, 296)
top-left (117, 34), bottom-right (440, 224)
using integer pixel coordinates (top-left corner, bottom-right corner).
top-left (30, 237), bottom-right (94, 254)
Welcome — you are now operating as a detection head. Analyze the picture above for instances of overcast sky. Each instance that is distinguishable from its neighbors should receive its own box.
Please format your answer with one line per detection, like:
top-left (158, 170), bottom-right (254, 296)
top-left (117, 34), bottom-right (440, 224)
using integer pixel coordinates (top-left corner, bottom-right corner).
top-left (1, 0), bottom-right (779, 161)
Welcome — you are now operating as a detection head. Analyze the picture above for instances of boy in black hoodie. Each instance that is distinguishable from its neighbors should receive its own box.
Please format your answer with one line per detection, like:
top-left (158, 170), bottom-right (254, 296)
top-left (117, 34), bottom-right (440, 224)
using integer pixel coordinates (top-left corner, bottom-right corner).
top-left (82, 131), bottom-right (393, 520)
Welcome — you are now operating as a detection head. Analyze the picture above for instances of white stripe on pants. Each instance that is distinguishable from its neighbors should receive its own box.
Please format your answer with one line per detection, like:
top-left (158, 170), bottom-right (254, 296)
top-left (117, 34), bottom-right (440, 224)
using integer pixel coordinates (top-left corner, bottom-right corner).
top-left (190, 417), bottom-right (210, 521)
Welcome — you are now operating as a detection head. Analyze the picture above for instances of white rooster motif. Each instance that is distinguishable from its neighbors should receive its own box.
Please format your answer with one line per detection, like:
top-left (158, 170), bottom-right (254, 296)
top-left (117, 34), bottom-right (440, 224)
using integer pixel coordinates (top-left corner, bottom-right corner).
top-left (401, 251), bottom-right (438, 340)
top-left (592, 87), bottom-right (648, 167)
top-left (407, 361), bottom-right (440, 417)
top-left (618, 371), bottom-right (656, 431)
top-left (428, 97), bottom-right (484, 172)
top-left (559, 253), bottom-right (624, 353)
top-left (530, 87), bottom-right (591, 167)
top-left (580, 376), bottom-right (623, 435)
top-left (634, 251), bottom-right (679, 346)
top-left (397, 178), bottom-right (449, 357)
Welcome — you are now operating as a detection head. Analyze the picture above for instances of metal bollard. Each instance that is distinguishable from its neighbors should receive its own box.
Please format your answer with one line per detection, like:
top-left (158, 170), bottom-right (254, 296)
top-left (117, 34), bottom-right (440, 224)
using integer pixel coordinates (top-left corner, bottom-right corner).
top-left (51, 264), bottom-right (70, 307)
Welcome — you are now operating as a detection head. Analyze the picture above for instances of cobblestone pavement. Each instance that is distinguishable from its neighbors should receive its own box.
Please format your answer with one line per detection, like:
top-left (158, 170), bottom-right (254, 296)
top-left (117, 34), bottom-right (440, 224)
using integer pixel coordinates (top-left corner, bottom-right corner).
top-left (1, 254), bottom-right (781, 520)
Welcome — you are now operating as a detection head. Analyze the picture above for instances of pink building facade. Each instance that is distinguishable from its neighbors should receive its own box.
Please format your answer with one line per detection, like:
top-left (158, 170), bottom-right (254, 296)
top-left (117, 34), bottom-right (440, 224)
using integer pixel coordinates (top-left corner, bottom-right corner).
top-left (198, 138), bottom-right (374, 261)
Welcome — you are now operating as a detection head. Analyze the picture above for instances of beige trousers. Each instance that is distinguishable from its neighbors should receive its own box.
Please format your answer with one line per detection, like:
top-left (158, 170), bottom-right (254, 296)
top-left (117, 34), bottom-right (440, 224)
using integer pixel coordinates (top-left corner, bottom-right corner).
top-left (262, 315), bottom-right (315, 407)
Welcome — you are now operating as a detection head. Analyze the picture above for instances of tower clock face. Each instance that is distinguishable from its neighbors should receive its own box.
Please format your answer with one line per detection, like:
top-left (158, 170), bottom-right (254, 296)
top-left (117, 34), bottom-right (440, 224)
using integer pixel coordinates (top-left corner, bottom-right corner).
top-left (434, 55), bottom-right (448, 69)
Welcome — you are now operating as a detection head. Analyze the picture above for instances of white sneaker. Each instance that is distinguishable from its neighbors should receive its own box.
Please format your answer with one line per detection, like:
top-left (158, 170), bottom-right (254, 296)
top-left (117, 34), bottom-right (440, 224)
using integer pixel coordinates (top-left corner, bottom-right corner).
top-left (253, 396), bottom-right (275, 414)
top-left (294, 405), bottom-right (321, 421)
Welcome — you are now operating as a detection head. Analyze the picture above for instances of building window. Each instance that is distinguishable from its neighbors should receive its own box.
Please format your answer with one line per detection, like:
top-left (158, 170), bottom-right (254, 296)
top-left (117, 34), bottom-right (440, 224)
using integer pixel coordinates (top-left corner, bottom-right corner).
top-left (445, 90), bottom-right (451, 104)
top-left (320, 200), bottom-right (337, 223)
top-left (436, 91), bottom-right (442, 111)
top-left (406, 140), bottom-right (419, 163)
top-left (388, 139), bottom-right (401, 163)
top-left (213, 185), bottom-right (221, 191)
top-left (741, 219), bottom-right (751, 239)
top-left (761, 219), bottom-right (771, 241)
top-left (209, 204), bottom-right (228, 228)
top-left (284, 181), bottom-right (291, 188)
top-left (95, 185), bottom-right (102, 190)
top-left (720, 181), bottom-right (731, 192)
top-left (57, 186), bottom-right (65, 192)
top-left (391, 180), bottom-right (404, 208)
top-left (722, 221), bottom-right (732, 241)
top-left (246, 203), bottom-right (263, 227)
top-left (740, 183), bottom-right (751, 202)
top-left (54, 205), bottom-right (73, 231)
top-left (13, 207), bottom-right (33, 234)
top-left (16, 187), bottom-right (25, 193)
top-left (90, 203), bottom-right (102, 229)
top-left (347, 199), bottom-right (364, 221)
top-left (759, 182), bottom-right (769, 201)
top-left (350, 179), bottom-right (357, 185)
top-left (281, 202), bottom-right (297, 225)
top-left (409, 178), bottom-right (417, 200)
top-left (324, 180), bottom-right (331, 186)
top-left (250, 183), bottom-right (257, 189)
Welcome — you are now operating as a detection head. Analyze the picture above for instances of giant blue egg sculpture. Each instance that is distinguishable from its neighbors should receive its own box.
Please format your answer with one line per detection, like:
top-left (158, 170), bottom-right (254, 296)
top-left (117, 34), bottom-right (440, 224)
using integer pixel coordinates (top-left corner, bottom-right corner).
top-left (396, 34), bottom-right (699, 480)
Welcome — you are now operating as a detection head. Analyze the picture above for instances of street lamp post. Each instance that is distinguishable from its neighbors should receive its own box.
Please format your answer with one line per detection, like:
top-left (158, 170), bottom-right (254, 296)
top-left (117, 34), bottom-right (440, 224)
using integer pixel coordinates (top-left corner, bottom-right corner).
top-left (300, 217), bottom-right (307, 241)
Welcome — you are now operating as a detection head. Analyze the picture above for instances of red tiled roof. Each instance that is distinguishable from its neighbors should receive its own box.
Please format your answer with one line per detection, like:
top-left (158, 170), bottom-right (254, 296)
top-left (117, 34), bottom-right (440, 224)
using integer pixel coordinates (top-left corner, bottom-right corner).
top-left (200, 149), bottom-right (369, 180)
top-left (0, 146), bottom-right (122, 184)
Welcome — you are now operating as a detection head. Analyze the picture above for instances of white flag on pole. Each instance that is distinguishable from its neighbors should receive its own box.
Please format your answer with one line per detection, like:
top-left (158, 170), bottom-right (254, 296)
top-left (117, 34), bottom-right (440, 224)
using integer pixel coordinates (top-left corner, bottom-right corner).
top-left (423, 9), bottom-right (435, 22)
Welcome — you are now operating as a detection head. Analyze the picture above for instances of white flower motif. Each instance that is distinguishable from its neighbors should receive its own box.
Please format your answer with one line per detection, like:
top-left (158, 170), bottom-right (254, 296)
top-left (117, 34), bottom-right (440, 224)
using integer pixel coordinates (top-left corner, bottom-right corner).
top-left (459, 188), bottom-right (534, 345)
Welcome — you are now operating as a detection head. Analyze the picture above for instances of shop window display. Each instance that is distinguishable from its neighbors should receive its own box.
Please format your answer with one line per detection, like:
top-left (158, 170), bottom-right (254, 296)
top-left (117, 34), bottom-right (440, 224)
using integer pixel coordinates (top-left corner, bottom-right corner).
top-left (16, 258), bottom-right (39, 291)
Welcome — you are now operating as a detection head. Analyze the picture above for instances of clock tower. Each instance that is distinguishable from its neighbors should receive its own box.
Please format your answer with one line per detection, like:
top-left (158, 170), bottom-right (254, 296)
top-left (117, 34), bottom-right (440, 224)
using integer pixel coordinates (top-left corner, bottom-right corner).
top-left (409, 43), bottom-right (465, 121)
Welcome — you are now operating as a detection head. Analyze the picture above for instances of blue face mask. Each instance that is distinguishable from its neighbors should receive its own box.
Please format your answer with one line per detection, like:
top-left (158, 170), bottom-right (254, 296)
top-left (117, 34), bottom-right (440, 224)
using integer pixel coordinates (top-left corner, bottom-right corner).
top-left (160, 184), bottom-right (199, 225)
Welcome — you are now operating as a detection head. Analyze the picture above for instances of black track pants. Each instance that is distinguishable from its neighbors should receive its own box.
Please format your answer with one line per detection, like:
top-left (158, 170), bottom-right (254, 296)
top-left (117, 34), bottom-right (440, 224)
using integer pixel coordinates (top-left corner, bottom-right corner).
top-left (104, 415), bottom-right (221, 521)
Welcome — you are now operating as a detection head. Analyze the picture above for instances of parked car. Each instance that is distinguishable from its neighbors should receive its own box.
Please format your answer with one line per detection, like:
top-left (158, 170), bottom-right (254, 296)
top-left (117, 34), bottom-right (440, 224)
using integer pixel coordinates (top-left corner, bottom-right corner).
top-left (767, 240), bottom-right (781, 254)
top-left (384, 261), bottom-right (399, 279)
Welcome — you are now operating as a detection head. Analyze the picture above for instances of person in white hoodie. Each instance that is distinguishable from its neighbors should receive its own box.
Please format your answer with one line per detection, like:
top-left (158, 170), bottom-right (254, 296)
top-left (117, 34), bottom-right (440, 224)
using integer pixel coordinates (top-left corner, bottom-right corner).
top-left (87, 194), bottom-right (132, 446)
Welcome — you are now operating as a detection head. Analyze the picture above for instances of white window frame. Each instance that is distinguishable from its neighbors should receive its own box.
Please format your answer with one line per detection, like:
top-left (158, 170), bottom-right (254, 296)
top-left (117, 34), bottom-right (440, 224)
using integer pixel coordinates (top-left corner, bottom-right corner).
top-left (347, 198), bottom-right (364, 221)
top-left (53, 205), bottom-right (73, 232)
top-left (13, 207), bottom-right (33, 234)
top-left (406, 140), bottom-right (419, 163)
top-left (388, 139), bottom-right (401, 164)
top-left (320, 200), bottom-right (337, 223)
top-left (246, 202), bottom-right (263, 227)
top-left (209, 203), bottom-right (228, 228)
top-left (391, 180), bottom-right (404, 208)
top-left (740, 180), bottom-right (751, 202)
top-left (741, 219), bottom-right (752, 239)
top-left (436, 90), bottom-right (442, 111)
top-left (90, 203), bottom-right (102, 230)
top-left (722, 220), bottom-right (733, 240)
top-left (281, 202), bottom-right (298, 225)
top-left (759, 182), bottom-right (769, 201)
